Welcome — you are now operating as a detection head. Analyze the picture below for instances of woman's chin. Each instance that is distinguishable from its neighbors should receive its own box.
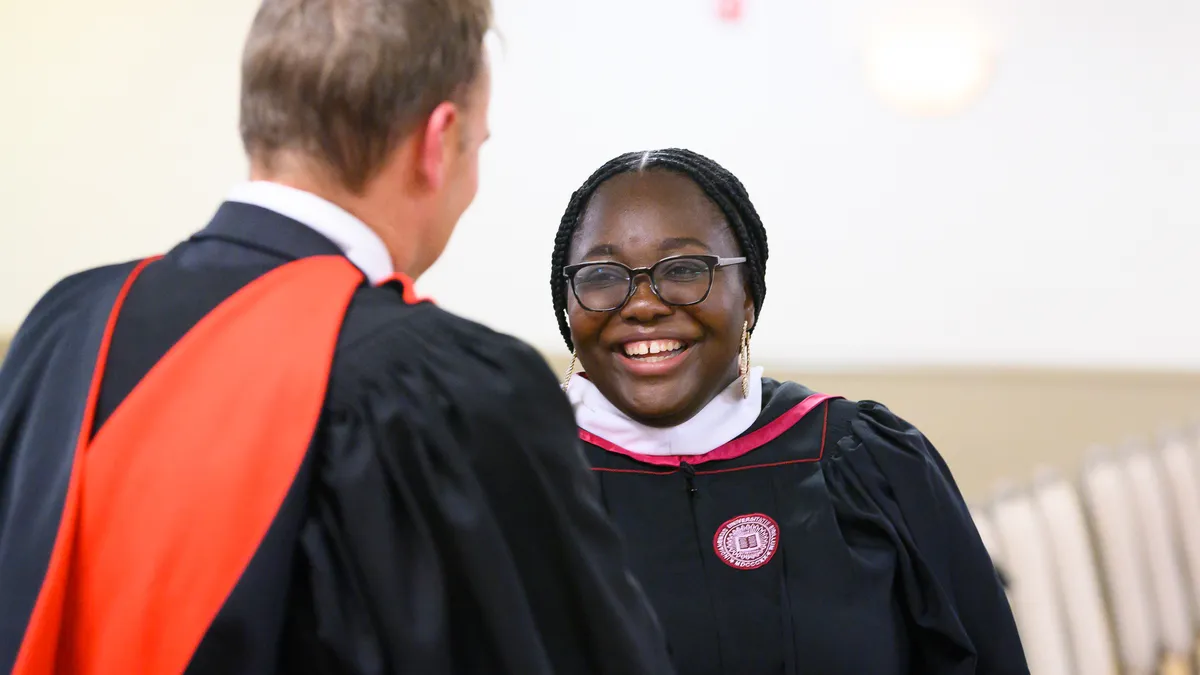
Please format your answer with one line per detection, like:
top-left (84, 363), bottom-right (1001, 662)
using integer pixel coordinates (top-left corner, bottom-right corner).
top-left (614, 387), bottom-right (703, 429)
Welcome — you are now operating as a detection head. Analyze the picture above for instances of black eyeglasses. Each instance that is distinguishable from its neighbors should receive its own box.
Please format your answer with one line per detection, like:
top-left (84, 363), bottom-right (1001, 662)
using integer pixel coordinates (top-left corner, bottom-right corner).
top-left (563, 254), bottom-right (746, 312)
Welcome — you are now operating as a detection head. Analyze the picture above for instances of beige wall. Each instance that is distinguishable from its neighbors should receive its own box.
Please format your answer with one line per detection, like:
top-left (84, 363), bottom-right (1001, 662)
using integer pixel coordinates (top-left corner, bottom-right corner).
top-left (544, 353), bottom-right (1200, 501)
top-left (4, 332), bottom-right (1196, 502)
top-left (800, 367), bottom-right (1200, 500)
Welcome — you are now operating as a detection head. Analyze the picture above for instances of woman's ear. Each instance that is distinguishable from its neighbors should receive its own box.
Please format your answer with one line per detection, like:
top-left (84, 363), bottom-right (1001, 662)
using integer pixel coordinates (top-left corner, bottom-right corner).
top-left (743, 297), bottom-right (756, 332)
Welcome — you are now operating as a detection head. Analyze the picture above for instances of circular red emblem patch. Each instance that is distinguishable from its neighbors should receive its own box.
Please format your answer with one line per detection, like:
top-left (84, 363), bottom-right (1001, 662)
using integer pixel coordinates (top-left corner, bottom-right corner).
top-left (713, 513), bottom-right (779, 570)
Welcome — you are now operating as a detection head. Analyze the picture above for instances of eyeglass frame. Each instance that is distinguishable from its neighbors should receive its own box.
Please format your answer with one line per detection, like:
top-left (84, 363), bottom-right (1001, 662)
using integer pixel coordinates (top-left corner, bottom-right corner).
top-left (562, 254), bottom-right (747, 312)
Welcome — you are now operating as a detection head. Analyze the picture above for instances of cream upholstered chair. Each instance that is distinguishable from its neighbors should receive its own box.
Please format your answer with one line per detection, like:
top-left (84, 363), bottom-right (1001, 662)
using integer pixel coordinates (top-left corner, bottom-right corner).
top-left (1082, 452), bottom-right (1160, 675)
top-left (971, 505), bottom-right (1012, 604)
top-left (1124, 450), bottom-right (1195, 675)
top-left (1032, 474), bottom-right (1119, 675)
top-left (1193, 424), bottom-right (1200, 480)
top-left (1189, 426), bottom-right (1200, 668)
top-left (971, 507), bottom-right (1005, 566)
top-left (992, 489), bottom-right (1074, 675)
top-left (1160, 436), bottom-right (1200, 618)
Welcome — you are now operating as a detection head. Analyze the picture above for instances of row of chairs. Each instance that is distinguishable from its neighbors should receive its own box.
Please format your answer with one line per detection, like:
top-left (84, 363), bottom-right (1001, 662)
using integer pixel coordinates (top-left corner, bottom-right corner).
top-left (971, 429), bottom-right (1200, 675)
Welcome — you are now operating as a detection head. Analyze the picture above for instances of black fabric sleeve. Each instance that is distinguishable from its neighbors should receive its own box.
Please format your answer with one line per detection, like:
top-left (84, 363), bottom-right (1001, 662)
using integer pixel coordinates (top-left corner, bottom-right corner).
top-left (283, 313), bottom-right (674, 675)
top-left (824, 400), bottom-right (1030, 675)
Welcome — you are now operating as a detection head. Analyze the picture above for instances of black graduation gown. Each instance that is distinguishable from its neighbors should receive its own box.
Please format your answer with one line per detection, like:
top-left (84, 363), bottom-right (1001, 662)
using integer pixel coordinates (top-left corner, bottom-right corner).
top-left (0, 202), bottom-right (674, 675)
top-left (584, 379), bottom-right (1029, 675)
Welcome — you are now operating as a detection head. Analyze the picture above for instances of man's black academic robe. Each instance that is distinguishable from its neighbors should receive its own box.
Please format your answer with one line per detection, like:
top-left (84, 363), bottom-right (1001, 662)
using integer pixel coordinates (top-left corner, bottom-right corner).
top-left (0, 202), bottom-right (674, 675)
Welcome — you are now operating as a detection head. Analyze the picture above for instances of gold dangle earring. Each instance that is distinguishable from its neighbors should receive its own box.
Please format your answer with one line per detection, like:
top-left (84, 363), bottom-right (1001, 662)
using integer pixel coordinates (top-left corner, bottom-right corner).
top-left (739, 321), bottom-right (751, 398)
top-left (561, 351), bottom-right (577, 392)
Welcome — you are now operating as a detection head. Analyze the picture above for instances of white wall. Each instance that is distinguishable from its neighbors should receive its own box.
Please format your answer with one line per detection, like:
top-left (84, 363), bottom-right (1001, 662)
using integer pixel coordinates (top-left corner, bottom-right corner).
top-left (2, 0), bottom-right (1198, 369)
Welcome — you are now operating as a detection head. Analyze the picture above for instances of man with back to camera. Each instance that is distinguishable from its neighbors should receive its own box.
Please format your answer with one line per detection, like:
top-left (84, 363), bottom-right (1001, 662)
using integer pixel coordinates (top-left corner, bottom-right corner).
top-left (0, 1), bottom-right (674, 673)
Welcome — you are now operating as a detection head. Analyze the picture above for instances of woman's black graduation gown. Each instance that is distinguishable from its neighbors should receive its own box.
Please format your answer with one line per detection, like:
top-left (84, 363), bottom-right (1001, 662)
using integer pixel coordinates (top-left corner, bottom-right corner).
top-left (583, 379), bottom-right (1029, 675)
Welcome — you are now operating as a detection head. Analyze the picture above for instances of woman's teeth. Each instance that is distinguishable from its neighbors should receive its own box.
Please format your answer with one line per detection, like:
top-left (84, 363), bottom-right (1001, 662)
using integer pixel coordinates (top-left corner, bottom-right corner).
top-left (622, 339), bottom-right (686, 361)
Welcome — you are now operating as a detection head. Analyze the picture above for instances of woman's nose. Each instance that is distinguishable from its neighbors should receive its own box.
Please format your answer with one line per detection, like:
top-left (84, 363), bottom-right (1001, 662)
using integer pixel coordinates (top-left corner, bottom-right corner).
top-left (620, 274), bottom-right (672, 321)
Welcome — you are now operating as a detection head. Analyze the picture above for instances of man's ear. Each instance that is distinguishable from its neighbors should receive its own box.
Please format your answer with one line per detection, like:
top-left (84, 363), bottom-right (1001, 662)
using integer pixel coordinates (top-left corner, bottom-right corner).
top-left (417, 101), bottom-right (460, 190)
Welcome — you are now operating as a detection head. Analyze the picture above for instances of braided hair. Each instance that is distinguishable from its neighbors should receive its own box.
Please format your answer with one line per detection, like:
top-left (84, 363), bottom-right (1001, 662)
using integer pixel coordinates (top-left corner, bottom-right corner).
top-left (550, 148), bottom-right (769, 351)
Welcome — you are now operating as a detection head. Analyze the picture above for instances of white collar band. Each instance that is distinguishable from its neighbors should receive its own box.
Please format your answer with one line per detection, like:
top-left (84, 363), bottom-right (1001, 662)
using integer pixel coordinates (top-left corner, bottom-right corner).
top-left (567, 366), bottom-right (765, 456)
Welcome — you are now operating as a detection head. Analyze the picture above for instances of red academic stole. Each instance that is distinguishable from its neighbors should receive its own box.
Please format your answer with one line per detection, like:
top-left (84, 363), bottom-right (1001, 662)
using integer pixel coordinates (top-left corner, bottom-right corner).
top-left (13, 255), bottom-right (364, 675)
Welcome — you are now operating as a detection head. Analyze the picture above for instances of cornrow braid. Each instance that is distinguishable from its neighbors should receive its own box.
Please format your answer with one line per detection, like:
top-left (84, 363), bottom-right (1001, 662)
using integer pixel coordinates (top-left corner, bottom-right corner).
top-left (550, 148), bottom-right (769, 351)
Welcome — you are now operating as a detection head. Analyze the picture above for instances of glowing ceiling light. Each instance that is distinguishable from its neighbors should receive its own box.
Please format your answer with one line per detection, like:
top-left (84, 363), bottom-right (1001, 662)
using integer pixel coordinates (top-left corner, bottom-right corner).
top-left (862, 8), bottom-right (997, 117)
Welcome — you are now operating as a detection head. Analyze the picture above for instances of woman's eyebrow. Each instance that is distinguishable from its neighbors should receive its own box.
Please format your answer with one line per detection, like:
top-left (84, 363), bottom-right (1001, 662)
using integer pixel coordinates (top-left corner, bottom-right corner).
top-left (583, 243), bottom-right (616, 258)
top-left (658, 237), bottom-right (712, 252)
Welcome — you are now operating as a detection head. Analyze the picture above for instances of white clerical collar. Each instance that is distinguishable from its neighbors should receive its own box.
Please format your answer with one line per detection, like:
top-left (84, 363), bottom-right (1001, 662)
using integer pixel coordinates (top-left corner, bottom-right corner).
top-left (567, 366), bottom-right (765, 456)
top-left (226, 181), bottom-right (395, 284)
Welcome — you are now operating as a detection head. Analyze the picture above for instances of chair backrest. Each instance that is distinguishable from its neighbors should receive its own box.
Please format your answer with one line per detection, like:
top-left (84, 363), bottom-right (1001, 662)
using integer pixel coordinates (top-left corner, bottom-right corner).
top-left (1161, 436), bottom-right (1200, 617)
top-left (992, 491), bottom-right (1075, 675)
top-left (1124, 450), bottom-right (1195, 657)
top-left (970, 506), bottom-right (1011, 602)
top-left (971, 505), bottom-right (1006, 566)
top-left (1033, 476), bottom-right (1119, 675)
top-left (1081, 456), bottom-right (1159, 675)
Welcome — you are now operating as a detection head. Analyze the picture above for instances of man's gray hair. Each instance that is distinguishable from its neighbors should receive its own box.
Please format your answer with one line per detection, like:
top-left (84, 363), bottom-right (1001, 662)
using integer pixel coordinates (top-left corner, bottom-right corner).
top-left (239, 0), bottom-right (493, 192)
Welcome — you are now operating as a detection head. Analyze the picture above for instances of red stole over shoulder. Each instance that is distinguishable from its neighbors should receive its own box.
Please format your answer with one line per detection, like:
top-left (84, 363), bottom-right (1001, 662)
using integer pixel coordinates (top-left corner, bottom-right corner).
top-left (14, 255), bottom-right (363, 675)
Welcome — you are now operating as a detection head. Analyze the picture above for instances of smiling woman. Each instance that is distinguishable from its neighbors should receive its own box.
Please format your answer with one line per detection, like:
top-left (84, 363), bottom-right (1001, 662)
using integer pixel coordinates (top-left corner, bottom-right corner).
top-left (549, 148), bottom-right (1031, 675)
top-left (553, 153), bottom-right (764, 428)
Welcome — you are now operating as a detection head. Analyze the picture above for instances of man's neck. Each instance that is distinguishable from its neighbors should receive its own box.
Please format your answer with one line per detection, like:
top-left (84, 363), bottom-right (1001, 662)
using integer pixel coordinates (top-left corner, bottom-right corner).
top-left (247, 166), bottom-right (419, 277)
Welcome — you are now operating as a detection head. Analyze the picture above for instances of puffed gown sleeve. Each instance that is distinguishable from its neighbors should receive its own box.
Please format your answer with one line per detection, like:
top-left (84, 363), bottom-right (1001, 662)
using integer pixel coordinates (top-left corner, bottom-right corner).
top-left (822, 400), bottom-right (1029, 674)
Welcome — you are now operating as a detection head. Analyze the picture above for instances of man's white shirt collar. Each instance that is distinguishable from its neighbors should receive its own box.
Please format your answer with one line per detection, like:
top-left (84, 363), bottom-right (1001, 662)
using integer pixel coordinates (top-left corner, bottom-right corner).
top-left (226, 181), bottom-right (394, 284)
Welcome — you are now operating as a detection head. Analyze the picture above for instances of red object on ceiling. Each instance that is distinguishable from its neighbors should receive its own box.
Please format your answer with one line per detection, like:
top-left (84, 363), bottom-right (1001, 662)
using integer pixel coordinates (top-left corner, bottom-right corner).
top-left (717, 0), bottom-right (743, 23)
